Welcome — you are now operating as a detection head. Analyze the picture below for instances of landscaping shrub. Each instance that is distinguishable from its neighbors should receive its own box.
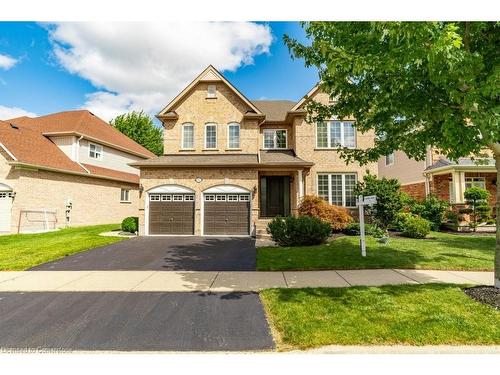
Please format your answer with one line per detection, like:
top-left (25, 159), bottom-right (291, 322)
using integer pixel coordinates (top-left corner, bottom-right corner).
top-left (393, 212), bottom-right (415, 232)
top-left (463, 187), bottom-right (491, 230)
top-left (400, 215), bottom-right (431, 239)
top-left (409, 195), bottom-right (448, 231)
top-left (343, 222), bottom-right (376, 236)
top-left (267, 216), bottom-right (331, 247)
top-left (445, 210), bottom-right (460, 225)
top-left (298, 195), bottom-right (352, 231)
top-left (354, 174), bottom-right (403, 229)
top-left (121, 216), bottom-right (139, 233)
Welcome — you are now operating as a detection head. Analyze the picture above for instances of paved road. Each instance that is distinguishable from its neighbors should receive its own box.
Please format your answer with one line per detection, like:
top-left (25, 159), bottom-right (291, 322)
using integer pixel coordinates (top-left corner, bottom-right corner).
top-left (31, 236), bottom-right (256, 271)
top-left (0, 291), bottom-right (274, 351)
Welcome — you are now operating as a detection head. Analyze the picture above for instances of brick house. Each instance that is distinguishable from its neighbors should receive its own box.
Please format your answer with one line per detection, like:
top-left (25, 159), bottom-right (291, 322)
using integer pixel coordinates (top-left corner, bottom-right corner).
top-left (378, 148), bottom-right (497, 213)
top-left (132, 65), bottom-right (377, 237)
top-left (0, 110), bottom-right (154, 233)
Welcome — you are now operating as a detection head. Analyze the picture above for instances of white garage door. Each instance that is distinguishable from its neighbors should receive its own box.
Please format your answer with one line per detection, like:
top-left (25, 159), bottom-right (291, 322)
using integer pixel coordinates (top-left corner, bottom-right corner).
top-left (0, 192), bottom-right (12, 233)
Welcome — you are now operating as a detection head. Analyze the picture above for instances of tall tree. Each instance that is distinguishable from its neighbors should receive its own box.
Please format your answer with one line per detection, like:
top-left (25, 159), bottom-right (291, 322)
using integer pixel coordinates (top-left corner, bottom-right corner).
top-left (110, 111), bottom-right (163, 156)
top-left (285, 22), bottom-right (499, 287)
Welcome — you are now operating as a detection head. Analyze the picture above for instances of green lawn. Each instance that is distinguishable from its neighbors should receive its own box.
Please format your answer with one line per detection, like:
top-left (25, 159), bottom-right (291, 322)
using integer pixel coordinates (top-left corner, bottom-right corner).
top-left (261, 284), bottom-right (500, 349)
top-left (257, 231), bottom-right (495, 271)
top-left (0, 224), bottom-right (124, 271)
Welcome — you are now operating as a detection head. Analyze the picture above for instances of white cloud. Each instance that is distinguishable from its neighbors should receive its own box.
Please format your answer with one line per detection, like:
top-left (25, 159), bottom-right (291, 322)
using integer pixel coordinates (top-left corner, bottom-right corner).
top-left (0, 105), bottom-right (37, 120)
top-left (47, 22), bottom-right (273, 121)
top-left (0, 54), bottom-right (18, 70)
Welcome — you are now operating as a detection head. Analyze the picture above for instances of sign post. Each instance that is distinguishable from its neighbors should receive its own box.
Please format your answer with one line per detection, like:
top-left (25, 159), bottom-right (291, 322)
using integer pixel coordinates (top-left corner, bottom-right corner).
top-left (357, 195), bottom-right (377, 257)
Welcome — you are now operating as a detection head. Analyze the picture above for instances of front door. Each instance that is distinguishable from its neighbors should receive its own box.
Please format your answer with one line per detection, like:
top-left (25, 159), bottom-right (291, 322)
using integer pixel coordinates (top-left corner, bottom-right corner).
top-left (260, 176), bottom-right (290, 217)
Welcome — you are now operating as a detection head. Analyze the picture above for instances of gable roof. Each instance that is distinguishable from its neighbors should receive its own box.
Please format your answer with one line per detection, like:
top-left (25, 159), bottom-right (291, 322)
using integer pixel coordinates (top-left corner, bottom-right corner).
top-left (11, 110), bottom-right (154, 158)
top-left (290, 83), bottom-right (320, 112)
top-left (0, 119), bottom-right (139, 184)
top-left (251, 100), bottom-right (296, 122)
top-left (157, 65), bottom-right (263, 119)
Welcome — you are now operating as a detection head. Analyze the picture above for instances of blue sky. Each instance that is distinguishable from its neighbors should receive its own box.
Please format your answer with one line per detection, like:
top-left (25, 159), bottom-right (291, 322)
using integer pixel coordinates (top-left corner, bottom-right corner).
top-left (0, 22), bottom-right (318, 121)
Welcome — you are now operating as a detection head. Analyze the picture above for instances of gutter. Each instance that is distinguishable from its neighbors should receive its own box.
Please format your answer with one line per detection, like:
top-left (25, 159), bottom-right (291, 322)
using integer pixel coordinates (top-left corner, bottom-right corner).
top-left (423, 163), bottom-right (496, 175)
top-left (8, 161), bottom-right (139, 185)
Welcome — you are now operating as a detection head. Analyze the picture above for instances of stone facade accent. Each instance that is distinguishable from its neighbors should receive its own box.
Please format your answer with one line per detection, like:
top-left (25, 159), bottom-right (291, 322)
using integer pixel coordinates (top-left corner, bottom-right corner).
top-left (400, 182), bottom-right (427, 201)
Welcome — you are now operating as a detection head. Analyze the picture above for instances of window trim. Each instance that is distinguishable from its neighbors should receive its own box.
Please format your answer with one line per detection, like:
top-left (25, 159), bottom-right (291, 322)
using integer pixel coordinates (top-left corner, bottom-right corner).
top-left (385, 152), bottom-right (395, 166)
top-left (315, 121), bottom-right (356, 149)
top-left (227, 122), bottom-right (241, 149)
top-left (317, 173), bottom-right (357, 208)
top-left (207, 84), bottom-right (217, 99)
top-left (181, 123), bottom-right (195, 149)
top-left (89, 142), bottom-right (103, 160)
top-left (465, 177), bottom-right (486, 190)
top-left (204, 123), bottom-right (218, 149)
top-left (120, 188), bottom-right (130, 203)
top-left (263, 128), bottom-right (287, 149)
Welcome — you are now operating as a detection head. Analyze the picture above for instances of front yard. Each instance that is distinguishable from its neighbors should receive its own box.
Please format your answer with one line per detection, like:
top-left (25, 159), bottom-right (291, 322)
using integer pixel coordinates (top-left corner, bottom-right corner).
top-left (257, 231), bottom-right (495, 271)
top-left (261, 284), bottom-right (500, 349)
top-left (0, 224), bottom-right (123, 271)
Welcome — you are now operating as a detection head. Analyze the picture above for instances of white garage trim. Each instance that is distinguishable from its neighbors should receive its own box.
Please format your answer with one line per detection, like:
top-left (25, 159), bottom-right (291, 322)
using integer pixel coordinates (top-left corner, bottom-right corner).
top-left (203, 184), bottom-right (250, 194)
top-left (145, 184), bottom-right (195, 236)
top-left (201, 184), bottom-right (251, 236)
top-left (147, 184), bottom-right (195, 194)
top-left (0, 184), bottom-right (13, 233)
top-left (0, 182), bottom-right (13, 191)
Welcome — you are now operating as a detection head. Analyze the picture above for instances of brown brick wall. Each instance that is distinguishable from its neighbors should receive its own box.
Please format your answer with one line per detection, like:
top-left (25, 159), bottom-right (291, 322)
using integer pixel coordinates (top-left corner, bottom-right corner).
top-left (401, 182), bottom-right (426, 201)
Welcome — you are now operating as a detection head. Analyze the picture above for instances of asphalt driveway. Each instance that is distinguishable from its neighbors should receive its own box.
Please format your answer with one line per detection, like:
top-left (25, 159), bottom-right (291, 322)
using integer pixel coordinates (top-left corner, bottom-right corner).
top-left (31, 236), bottom-right (256, 271)
top-left (0, 291), bottom-right (274, 351)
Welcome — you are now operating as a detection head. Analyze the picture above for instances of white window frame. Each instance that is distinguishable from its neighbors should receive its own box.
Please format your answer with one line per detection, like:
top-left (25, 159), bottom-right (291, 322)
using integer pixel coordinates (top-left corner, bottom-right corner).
top-left (465, 177), bottom-right (486, 190)
top-left (89, 143), bottom-right (103, 160)
top-left (204, 123), bottom-right (218, 149)
top-left (239, 194), bottom-right (250, 202)
top-left (317, 173), bottom-right (357, 208)
top-left (205, 194), bottom-right (215, 201)
top-left (227, 122), bottom-right (241, 149)
top-left (150, 194), bottom-right (160, 201)
top-left (216, 194), bottom-right (227, 201)
top-left (172, 195), bottom-right (184, 201)
top-left (181, 123), bottom-right (195, 149)
top-left (385, 152), bottom-right (395, 166)
top-left (184, 194), bottom-right (194, 201)
top-left (263, 129), bottom-right (287, 149)
top-left (207, 84), bottom-right (217, 98)
top-left (161, 194), bottom-right (172, 201)
top-left (316, 121), bottom-right (356, 149)
top-left (120, 188), bottom-right (130, 202)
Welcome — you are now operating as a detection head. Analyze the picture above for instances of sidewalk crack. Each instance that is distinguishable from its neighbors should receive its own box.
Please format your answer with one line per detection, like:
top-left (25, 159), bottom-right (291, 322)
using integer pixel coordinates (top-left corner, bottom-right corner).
top-left (335, 271), bottom-right (352, 286)
top-left (281, 272), bottom-right (289, 288)
top-left (208, 272), bottom-right (220, 290)
top-left (392, 269), bottom-right (421, 284)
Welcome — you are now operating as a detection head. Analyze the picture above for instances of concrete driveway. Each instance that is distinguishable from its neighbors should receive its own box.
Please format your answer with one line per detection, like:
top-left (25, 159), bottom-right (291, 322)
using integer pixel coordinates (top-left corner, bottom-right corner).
top-left (31, 236), bottom-right (256, 271)
top-left (0, 291), bottom-right (274, 351)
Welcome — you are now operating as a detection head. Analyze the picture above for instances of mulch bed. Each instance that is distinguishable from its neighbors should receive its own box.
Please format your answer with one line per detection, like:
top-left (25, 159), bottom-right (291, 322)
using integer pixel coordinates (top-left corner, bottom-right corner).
top-left (464, 286), bottom-right (500, 310)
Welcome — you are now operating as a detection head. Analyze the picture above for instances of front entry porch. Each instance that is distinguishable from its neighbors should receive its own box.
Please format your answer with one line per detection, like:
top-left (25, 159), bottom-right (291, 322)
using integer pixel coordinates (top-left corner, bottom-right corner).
top-left (259, 175), bottom-right (291, 218)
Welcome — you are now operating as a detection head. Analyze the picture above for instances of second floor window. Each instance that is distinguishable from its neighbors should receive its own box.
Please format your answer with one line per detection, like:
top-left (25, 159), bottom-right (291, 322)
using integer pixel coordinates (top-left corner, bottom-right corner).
top-left (317, 121), bottom-right (356, 148)
top-left (385, 152), bottom-right (395, 166)
top-left (89, 143), bottom-right (103, 159)
top-left (182, 123), bottom-right (194, 149)
top-left (205, 123), bottom-right (217, 149)
top-left (263, 129), bottom-right (287, 149)
top-left (227, 123), bottom-right (240, 149)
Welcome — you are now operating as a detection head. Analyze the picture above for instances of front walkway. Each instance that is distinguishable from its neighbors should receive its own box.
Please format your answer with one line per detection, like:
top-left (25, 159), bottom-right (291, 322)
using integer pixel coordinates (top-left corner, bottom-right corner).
top-left (0, 269), bottom-right (493, 292)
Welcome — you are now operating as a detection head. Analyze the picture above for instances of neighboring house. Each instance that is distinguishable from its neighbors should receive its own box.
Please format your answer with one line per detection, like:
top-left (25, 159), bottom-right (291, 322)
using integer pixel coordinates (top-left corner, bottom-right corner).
top-left (131, 65), bottom-right (377, 237)
top-left (378, 148), bottom-right (497, 209)
top-left (0, 110), bottom-right (155, 233)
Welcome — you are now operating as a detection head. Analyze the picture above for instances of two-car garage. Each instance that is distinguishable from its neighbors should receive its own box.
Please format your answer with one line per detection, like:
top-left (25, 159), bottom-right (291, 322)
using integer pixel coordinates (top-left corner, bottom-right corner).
top-left (146, 184), bottom-right (251, 236)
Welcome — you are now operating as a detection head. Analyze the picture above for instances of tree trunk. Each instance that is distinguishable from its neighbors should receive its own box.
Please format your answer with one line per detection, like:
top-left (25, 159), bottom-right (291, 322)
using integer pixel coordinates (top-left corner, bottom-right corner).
top-left (495, 152), bottom-right (500, 288)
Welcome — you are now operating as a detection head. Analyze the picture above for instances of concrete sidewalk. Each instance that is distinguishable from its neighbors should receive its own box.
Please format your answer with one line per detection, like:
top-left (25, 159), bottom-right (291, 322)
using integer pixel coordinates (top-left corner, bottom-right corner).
top-left (0, 269), bottom-right (493, 292)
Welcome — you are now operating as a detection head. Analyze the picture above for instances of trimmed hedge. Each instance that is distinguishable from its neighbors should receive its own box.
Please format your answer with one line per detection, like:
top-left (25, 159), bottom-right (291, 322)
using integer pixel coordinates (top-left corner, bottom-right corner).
top-left (267, 216), bottom-right (331, 247)
top-left (401, 215), bottom-right (431, 239)
top-left (121, 216), bottom-right (139, 233)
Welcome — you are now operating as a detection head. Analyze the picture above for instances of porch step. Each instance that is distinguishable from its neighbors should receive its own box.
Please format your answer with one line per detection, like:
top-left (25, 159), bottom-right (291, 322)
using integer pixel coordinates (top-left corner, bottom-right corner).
top-left (254, 219), bottom-right (272, 239)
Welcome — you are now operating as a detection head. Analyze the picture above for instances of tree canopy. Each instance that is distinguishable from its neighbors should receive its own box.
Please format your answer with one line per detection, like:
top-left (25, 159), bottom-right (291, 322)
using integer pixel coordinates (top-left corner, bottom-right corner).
top-left (110, 111), bottom-right (163, 156)
top-left (285, 22), bottom-right (499, 287)
top-left (284, 22), bottom-right (499, 164)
